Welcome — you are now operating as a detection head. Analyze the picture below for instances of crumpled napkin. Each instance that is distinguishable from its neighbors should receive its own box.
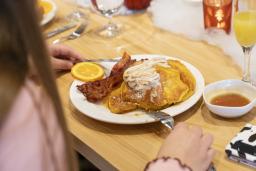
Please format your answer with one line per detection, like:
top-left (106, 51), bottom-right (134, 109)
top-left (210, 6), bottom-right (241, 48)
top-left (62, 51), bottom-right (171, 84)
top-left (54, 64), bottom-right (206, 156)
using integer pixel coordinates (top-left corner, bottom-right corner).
top-left (148, 0), bottom-right (256, 82)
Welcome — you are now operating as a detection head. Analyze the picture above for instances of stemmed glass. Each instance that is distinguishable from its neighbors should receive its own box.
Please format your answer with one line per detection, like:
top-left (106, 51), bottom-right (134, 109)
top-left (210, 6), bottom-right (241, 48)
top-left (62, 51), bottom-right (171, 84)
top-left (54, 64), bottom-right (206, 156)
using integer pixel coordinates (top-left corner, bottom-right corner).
top-left (63, 0), bottom-right (88, 22)
top-left (91, 0), bottom-right (124, 38)
top-left (233, 0), bottom-right (256, 84)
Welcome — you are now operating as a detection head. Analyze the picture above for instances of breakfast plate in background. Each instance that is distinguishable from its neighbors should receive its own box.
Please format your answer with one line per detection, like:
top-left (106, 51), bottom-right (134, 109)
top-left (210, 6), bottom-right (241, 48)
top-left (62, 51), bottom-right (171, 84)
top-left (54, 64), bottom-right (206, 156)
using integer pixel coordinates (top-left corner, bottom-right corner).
top-left (39, 0), bottom-right (58, 25)
top-left (69, 55), bottom-right (205, 124)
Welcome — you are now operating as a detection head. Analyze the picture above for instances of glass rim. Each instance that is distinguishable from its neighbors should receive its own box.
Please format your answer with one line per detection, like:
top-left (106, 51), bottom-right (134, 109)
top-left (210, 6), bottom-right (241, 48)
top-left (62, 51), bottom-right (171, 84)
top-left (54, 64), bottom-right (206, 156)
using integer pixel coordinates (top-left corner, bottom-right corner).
top-left (203, 0), bottom-right (232, 7)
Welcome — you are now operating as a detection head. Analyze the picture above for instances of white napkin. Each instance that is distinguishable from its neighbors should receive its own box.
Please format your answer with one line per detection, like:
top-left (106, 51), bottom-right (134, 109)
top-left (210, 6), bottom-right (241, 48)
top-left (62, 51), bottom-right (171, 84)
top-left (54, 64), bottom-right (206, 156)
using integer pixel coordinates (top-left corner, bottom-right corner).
top-left (148, 0), bottom-right (256, 82)
top-left (76, 0), bottom-right (90, 7)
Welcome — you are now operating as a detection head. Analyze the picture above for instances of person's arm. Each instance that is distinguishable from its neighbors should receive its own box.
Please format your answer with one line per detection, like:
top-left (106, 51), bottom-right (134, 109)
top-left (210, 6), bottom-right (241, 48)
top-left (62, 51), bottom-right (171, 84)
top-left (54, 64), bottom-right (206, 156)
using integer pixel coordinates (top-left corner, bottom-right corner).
top-left (146, 122), bottom-right (215, 171)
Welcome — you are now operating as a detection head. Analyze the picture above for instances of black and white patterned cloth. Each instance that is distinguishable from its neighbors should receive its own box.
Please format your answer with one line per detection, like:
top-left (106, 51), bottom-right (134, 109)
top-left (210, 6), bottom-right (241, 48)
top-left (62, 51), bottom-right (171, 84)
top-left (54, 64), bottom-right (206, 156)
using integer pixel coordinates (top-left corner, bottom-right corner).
top-left (225, 123), bottom-right (256, 168)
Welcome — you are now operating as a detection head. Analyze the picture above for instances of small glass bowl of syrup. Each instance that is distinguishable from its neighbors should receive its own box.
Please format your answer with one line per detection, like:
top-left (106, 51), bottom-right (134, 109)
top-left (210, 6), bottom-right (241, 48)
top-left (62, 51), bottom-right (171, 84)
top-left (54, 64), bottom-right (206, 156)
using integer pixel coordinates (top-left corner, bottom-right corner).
top-left (203, 79), bottom-right (256, 118)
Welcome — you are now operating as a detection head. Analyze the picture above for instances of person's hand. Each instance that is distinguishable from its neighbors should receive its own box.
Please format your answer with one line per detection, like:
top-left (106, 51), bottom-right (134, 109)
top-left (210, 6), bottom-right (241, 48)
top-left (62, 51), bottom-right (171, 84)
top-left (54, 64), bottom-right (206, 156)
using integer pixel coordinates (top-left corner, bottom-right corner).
top-left (157, 122), bottom-right (215, 171)
top-left (48, 44), bottom-right (82, 71)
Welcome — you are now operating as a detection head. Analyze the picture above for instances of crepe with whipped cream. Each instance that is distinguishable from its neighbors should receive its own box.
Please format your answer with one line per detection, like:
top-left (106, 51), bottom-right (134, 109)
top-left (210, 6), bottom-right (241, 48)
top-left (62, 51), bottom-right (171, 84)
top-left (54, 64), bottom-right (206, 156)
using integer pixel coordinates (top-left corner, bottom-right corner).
top-left (108, 58), bottom-right (196, 113)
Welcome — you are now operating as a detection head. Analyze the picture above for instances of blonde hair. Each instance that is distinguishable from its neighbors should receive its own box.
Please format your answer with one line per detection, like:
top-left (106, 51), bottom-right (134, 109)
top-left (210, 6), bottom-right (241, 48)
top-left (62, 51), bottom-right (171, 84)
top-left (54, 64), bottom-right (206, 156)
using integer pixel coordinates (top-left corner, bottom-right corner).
top-left (0, 0), bottom-right (77, 170)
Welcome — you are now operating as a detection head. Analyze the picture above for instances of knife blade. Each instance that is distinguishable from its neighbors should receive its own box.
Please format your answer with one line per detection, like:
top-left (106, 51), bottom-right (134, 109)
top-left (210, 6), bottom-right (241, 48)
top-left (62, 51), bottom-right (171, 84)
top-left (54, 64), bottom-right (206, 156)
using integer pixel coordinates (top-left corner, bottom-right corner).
top-left (45, 23), bottom-right (77, 38)
top-left (81, 58), bottom-right (120, 62)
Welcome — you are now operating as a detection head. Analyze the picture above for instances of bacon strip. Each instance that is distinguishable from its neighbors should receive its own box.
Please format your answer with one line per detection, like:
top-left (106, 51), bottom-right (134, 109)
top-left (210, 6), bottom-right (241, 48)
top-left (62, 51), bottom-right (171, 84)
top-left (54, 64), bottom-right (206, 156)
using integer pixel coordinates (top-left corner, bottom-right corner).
top-left (77, 53), bottom-right (135, 102)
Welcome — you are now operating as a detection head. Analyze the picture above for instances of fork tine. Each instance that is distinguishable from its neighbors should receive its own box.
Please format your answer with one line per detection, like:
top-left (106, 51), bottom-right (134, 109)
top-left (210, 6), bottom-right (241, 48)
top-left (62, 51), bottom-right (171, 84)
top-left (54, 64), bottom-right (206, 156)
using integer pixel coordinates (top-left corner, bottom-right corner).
top-left (160, 118), bottom-right (174, 129)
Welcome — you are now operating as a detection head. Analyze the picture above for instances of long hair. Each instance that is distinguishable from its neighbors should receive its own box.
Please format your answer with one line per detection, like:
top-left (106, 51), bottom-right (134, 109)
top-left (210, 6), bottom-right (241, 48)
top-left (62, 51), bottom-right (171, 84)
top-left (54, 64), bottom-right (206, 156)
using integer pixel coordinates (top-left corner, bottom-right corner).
top-left (0, 0), bottom-right (77, 170)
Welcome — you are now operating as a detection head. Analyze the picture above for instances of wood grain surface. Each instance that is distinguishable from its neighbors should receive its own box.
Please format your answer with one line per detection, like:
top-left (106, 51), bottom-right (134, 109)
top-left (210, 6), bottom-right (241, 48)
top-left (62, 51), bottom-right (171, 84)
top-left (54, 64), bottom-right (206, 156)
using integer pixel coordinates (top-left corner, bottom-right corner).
top-left (44, 0), bottom-right (255, 170)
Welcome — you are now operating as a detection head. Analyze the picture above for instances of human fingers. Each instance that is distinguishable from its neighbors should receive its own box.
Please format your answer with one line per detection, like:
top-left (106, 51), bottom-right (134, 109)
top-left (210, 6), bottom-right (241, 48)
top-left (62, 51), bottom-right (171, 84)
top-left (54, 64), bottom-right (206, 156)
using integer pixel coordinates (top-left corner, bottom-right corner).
top-left (49, 45), bottom-right (82, 61)
top-left (58, 45), bottom-right (82, 61)
top-left (169, 122), bottom-right (189, 139)
top-left (189, 125), bottom-right (203, 138)
top-left (203, 149), bottom-right (216, 171)
top-left (207, 148), bottom-right (216, 162)
top-left (174, 122), bottom-right (189, 131)
top-left (51, 58), bottom-right (73, 70)
top-left (201, 133), bottom-right (214, 152)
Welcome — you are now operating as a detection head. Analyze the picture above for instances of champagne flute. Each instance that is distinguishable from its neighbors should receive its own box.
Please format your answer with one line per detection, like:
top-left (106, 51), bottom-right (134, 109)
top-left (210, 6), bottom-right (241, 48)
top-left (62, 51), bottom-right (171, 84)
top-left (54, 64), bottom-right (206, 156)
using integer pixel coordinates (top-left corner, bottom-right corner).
top-left (234, 0), bottom-right (256, 84)
top-left (91, 0), bottom-right (124, 38)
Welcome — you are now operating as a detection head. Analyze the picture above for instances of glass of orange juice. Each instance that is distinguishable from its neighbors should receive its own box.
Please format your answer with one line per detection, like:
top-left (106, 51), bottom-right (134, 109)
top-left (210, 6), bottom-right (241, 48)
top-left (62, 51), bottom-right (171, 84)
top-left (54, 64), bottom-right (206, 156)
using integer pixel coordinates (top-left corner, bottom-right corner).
top-left (234, 0), bottom-right (256, 84)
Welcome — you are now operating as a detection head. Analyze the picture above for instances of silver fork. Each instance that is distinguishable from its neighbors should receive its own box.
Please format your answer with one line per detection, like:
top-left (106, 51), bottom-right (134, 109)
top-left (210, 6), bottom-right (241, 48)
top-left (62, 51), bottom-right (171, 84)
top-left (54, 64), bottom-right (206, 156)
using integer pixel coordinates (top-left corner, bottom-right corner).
top-left (52, 22), bottom-right (87, 44)
top-left (148, 111), bottom-right (175, 129)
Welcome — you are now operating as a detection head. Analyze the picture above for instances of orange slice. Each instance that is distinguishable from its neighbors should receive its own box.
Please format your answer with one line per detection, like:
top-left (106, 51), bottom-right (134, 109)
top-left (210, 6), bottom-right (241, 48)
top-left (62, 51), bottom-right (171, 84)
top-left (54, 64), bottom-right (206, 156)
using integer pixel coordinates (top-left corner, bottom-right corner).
top-left (71, 62), bottom-right (104, 82)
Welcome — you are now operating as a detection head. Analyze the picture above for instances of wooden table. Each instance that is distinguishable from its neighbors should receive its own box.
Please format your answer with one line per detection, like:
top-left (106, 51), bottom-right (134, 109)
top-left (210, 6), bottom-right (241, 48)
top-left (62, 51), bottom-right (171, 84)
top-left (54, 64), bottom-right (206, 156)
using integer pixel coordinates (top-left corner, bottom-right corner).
top-left (45, 1), bottom-right (255, 170)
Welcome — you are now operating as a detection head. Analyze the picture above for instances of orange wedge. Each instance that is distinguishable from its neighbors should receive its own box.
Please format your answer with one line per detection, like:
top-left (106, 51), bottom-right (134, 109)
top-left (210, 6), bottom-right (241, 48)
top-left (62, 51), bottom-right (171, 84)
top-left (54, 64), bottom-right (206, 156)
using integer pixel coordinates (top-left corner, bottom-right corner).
top-left (71, 62), bottom-right (104, 82)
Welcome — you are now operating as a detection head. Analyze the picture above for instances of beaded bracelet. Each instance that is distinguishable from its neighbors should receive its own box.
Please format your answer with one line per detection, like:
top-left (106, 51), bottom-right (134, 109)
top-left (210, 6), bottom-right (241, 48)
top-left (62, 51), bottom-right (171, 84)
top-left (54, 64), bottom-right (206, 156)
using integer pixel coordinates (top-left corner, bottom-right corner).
top-left (144, 156), bottom-right (192, 171)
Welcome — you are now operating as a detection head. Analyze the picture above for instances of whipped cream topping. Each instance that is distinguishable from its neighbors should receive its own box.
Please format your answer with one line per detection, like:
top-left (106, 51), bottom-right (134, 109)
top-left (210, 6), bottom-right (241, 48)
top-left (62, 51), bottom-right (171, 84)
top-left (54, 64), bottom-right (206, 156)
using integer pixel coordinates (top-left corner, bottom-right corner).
top-left (123, 58), bottom-right (170, 101)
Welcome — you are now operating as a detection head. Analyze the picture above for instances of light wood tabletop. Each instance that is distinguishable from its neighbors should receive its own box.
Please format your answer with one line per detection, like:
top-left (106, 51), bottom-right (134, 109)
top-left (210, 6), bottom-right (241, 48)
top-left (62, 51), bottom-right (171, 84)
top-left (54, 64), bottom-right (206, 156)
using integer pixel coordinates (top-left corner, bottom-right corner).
top-left (45, 0), bottom-right (256, 170)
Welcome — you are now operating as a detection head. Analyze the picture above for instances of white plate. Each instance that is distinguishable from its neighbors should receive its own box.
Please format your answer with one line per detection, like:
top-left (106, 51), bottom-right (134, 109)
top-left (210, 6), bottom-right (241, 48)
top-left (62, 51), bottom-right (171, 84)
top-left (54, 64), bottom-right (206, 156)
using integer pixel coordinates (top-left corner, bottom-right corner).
top-left (69, 55), bottom-right (205, 124)
top-left (41, 0), bottom-right (58, 26)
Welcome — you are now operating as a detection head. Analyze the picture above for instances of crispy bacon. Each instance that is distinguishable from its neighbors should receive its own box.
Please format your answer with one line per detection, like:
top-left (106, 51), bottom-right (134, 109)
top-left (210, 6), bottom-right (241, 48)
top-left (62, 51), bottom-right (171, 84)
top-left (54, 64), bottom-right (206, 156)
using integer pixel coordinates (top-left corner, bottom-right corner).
top-left (77, 52), bottom-right (135, 102)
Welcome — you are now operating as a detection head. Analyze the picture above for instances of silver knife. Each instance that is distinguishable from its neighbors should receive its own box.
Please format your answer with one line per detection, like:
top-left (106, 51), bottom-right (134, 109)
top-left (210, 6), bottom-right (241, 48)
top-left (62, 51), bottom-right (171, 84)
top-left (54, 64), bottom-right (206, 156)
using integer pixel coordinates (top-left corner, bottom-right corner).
top-left (81, 58), bottom-right (119, 62)
top-left (46, 23), bottom-right (77, 38)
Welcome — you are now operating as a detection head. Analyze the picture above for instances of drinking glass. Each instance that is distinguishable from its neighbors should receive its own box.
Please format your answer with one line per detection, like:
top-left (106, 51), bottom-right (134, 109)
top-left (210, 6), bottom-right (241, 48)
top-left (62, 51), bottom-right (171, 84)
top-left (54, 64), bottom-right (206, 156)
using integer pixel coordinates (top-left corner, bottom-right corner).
top-left (63, 0), bottom-right (88, 23)
top-left (203, 0), bottom-right (233, 34)
top-left (91, 0), bottom-right (124, 38)
top-left (234, 0), bottom-right (256, 83)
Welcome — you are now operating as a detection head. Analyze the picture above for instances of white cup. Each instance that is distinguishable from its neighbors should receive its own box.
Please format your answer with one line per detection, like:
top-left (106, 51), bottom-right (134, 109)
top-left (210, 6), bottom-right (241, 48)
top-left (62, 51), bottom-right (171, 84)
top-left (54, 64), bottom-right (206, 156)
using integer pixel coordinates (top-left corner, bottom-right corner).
top-left (203, 79), bottom-right (256, 118)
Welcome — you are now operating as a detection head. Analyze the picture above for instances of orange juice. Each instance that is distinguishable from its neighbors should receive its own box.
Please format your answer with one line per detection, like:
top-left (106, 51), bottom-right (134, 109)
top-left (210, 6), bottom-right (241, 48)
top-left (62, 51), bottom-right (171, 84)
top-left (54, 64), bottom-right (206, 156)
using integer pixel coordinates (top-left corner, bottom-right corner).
top-left (234, 11), bottom-right (256, 46)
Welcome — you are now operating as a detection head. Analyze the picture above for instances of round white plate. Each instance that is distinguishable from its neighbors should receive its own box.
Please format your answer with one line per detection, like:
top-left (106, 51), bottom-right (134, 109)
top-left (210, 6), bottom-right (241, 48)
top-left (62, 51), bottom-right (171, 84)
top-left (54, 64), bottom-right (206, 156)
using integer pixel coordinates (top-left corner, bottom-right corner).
top-left (69, 55), bottom-right (205, 124)
top-left (41, 0), bottom-right (58, 26)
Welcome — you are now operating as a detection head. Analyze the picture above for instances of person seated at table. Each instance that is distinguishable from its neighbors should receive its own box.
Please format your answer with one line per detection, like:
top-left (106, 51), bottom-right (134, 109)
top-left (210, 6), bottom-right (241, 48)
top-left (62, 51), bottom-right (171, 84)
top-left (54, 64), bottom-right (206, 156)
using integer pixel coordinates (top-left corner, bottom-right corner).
top-left (0, 0), bottom-right (215, 171)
